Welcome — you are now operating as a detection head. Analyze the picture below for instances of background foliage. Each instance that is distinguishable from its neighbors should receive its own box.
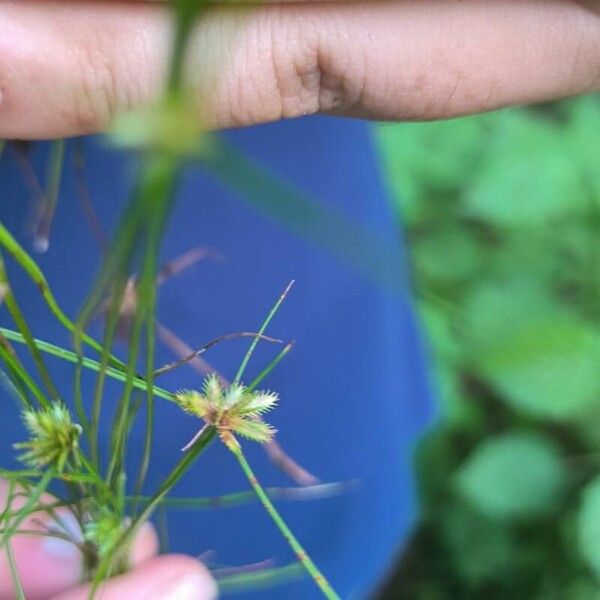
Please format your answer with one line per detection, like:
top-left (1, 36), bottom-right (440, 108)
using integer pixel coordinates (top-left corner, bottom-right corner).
top-left (377, 95), bottom-right (600, 599)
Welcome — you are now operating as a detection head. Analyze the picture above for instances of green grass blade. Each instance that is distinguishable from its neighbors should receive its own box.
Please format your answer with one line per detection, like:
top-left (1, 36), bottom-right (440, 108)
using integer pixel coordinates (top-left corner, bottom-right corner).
top-left (247, 342), bottom-right (294, 393)
top-left (202, 140), bottom-right (408, 296)
top-left (0, 338), bottom-right (46, 408)
top-left (89, 274), bottom-right (129, 468)
top-left (233, 281), bottom-right (294, 385)
top-left (0, 220), bottom-right (125, 369)
top-left (217, 562), bottom-right (303, 595)
top-left (0, 253), bottom-right (56, 404)
top-left (0, 352), bottom-right (33, 409)
top-left (0, 479), bottom-right (17, 529)
top-left (168, 0), bottom-right (209, 92)
top-left (90, 427), bottom-right (216, 595)
top-left (0, 469), bottom-right (55, 549)
top-left (33, 139), bottom-right (65, 253)
top-left (107, 155), bottom-right (177, 488)
top-left (127, 481), bottom-right (351, 511)
top-left (0, 328), bottom-right (175, 403)
top-left (5, 540), bottom-right (25, 600)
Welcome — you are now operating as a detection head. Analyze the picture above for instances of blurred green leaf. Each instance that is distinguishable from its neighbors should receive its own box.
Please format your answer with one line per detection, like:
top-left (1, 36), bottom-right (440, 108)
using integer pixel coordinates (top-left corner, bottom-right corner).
top-left (378, 117), bottom-right (487, 225)
top-left (461, 281), bottom-right (561, 355)
top-left (412, 226), bottom-right (481, 283)
top-left (477, 317), bottom-right (600, 420)
top-left (562, 580), bottom-right (600, 600)
top-left (442, 504), bottom-right (517, 585)
top-left (376, 97), bottom-right (600, 598)
top-left (464, 111), bottom-right (587, 227)
top-left (455, 432), bottom-right (566, 521)
top-left (578, 476), bottom-right (600, 581)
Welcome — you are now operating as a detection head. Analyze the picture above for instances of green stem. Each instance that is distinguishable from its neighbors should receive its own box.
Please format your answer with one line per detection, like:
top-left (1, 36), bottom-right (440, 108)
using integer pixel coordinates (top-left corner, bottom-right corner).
top-left (233, 280), bottom-right (294, 385)
top-left (0, 468), bottom-right (55, 548)
top-left (247, 341), bottom-right (294, 392)
top-left (0, 328), bottom-right (175, 403)
top-left (231, 445), bottom-right (340, 600)
top-left (126, 481), bottom-right (349, 511)
top-left (0, 220), bottom-right (125, 371)
top-left (0, 339), bottom-right (46, 408)
top-left (90, 427), bottom-right (216, 596)
top-left (33, 139), bottom-right (65, 252)
top-left (0, 253), bottom-right (56, 404)
top-left (5, 540), bottom-right (26, 600)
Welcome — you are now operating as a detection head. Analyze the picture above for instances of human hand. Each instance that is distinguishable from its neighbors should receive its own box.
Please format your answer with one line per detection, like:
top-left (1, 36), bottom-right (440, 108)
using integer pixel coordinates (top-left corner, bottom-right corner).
top-left (0, 0), bottom-right (598, 139)
top-left (0, 480), bottom-right (217, 600)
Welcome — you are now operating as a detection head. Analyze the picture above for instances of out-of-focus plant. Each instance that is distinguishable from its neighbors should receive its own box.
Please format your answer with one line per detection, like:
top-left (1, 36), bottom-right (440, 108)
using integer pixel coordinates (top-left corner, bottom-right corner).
top-left (377, 95), bottom-right (600, 599)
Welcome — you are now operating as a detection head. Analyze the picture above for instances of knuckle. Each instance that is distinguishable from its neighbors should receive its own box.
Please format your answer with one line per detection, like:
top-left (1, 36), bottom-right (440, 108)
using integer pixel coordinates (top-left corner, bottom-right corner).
top-left (214, 8), bottom-right (362, 127)
top-left (269, 10), bottom-right (364, 118)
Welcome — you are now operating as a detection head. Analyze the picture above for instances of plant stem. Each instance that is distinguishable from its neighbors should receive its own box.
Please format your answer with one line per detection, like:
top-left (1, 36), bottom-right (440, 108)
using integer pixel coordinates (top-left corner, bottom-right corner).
top-left (247, 341), bottom-right (294, 392)
top-left (90, 427), bottom-right (216, 596)
top-left (33, 139), bottom-right (65, 253)
top-left (231, 445), bottom-right (340, 600)
top-left (0, 220), bottom-right (125, 370)
top-left (5, 540), bottom-right (26, 600)
top-left (0, 468), bottom-right (55, 548)
top-left (0, 253), bottom-right (57, 404)
top-left (126, 480), bottom-right (350, 511)
top-left (0, 328), bottom-right (175, 403)
top-left (233, 280), bottom-right (294, 385)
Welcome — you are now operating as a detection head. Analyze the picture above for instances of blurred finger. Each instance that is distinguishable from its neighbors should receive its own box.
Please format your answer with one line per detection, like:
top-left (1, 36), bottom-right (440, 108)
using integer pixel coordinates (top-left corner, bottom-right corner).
top-left (0, 479), bottom-right (83, 599)
top-left (0, 480), bottom-right (159, 600)
top-left (49, 554), bottom-right (218, 600)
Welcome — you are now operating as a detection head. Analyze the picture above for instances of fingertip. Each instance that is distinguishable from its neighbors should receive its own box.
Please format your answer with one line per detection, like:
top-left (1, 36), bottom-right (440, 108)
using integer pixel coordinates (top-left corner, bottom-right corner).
top-left (50, 554), bottom-right (218, 600)
top-left (129, 521), bottom-right (160, 567)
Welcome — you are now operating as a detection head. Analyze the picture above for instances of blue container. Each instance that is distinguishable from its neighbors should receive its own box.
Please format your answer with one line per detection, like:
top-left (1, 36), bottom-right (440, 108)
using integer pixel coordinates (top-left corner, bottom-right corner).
top-left (0, 117), bottom-right (433, 598)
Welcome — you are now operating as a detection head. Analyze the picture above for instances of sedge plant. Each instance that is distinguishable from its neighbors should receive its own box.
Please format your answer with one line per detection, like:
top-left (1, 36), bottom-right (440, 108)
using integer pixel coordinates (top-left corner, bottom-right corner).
top-left (0, 1), bottom-right (342, 598)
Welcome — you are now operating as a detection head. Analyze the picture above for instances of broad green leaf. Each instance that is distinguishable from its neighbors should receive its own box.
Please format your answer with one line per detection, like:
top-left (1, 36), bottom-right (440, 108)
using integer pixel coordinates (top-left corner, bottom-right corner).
top-left (455, 432), bottom-right (566, 521)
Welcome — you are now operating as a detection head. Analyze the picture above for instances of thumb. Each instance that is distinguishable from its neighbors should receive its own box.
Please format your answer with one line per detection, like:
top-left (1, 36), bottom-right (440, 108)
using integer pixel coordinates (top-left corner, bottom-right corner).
top-left (50, 555), bottom-right (218, 600)
top-left (0, 479), bottom-right (160, 600)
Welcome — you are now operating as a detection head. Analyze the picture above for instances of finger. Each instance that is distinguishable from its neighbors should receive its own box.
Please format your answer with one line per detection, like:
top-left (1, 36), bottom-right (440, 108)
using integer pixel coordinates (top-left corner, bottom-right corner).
top-left (0, 479), bottom-right (83, 599)
top-left (0, 480), bottom-right (159, 600)
top-left (0, 0), bottom-right (598, 139)
top-left (49, 554), bottom-right (218, 600)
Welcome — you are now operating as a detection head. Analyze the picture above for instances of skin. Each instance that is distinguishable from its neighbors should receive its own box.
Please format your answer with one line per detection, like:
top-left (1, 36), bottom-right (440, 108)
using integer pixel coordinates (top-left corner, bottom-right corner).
top-left (0, 0), bottom-right (598, 597)
top-left (0, 0), bottom-right (597, 139)
top-left (0, 480), bottom-right (217, 599)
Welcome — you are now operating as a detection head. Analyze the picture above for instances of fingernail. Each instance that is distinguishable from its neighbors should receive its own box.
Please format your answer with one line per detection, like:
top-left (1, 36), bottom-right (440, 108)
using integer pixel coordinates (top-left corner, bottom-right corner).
top-left (160, 573), bottom-right (217, 600)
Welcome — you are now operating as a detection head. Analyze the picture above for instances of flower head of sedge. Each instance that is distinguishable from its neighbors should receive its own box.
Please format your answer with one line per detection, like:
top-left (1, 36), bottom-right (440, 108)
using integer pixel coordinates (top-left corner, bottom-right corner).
top-left (175, 374), bottom-right (278, 451)
top-left (14, 402), bottom-right (82, 471)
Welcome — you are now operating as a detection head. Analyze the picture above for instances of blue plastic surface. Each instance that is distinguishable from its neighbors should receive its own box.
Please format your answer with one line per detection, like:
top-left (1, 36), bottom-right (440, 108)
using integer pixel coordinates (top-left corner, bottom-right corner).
top-left (0, 117), bottom-right (433, 599)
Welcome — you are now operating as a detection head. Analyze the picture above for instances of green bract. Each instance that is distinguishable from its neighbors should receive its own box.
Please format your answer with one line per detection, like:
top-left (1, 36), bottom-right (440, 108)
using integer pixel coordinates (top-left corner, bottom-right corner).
top-left (175, 373), bottom-right (278, 451)
top-left (14, 402), bottom-right (82, 472)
